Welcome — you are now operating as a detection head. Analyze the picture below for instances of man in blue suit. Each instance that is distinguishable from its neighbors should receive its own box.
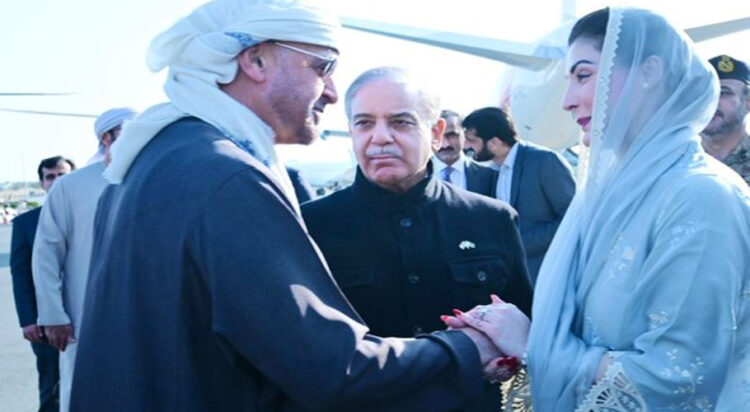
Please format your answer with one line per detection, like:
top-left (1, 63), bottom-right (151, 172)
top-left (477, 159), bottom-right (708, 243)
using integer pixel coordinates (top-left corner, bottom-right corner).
top-left (463, 107), bottom-right (576, 284)
top-left (10, 155), bottom-right (75, 412)
top-left (432, 110), bottom-right (498, 198)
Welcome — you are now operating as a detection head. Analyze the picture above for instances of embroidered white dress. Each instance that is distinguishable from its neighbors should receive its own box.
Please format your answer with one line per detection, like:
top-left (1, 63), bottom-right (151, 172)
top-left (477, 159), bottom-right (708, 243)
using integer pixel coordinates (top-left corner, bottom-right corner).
top-left (577, 149), bottom-right (750, 411)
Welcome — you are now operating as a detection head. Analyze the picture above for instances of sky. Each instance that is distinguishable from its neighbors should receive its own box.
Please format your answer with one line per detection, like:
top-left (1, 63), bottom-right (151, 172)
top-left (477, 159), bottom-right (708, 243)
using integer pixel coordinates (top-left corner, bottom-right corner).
top-left (0, 0), bottom-right (748, 182)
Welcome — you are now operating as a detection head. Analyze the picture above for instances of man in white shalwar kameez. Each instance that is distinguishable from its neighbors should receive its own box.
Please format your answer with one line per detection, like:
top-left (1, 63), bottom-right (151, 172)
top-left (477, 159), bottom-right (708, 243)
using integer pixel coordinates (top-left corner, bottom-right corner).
top-left (32, 107), bottom-right (137, 412)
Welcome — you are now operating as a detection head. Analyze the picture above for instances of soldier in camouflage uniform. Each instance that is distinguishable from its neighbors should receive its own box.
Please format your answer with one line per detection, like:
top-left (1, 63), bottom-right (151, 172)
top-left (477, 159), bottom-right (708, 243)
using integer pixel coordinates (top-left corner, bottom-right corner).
top-left (701, 54), bottom-right (750, 185)
top-left (723, 132), bottom-right (750, 183)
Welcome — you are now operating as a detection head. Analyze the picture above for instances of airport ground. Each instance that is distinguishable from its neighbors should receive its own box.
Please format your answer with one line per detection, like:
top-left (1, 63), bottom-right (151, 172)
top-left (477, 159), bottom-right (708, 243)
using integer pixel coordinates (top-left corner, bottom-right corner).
top-left (0, 223), bottom-right (37, 410)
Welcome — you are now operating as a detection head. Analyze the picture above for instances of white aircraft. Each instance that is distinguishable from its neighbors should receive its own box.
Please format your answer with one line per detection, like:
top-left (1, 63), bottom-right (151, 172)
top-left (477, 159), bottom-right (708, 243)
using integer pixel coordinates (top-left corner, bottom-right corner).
top-left (341, 11), bottom-right (750, 152)
top-left (2, 5), bottom-right (748, 189)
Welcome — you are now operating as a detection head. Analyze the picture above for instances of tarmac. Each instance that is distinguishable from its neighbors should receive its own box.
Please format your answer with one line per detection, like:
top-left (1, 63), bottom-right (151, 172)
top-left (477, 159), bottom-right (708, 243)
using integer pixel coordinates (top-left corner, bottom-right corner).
top-left (0, 223), bottom-right (38, 410)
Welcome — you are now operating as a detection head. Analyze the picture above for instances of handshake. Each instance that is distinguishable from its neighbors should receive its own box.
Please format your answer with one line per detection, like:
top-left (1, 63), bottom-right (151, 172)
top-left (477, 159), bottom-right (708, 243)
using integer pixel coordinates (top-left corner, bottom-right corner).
top-left (440, 294), bottom-right (531, 383)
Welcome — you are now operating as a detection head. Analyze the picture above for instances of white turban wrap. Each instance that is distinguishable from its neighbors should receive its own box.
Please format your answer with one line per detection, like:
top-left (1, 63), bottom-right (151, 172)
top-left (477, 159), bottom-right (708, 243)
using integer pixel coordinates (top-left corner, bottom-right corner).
top-left (104, 0), bottom-right (340, 211)
top-left (94, 107), bottom-right (138, 139)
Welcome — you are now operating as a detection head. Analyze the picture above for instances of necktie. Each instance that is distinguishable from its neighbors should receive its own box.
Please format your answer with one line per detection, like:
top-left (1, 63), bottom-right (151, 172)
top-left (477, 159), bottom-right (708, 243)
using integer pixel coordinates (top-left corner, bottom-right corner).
top-left (441, 166), bottom-right (454, 183)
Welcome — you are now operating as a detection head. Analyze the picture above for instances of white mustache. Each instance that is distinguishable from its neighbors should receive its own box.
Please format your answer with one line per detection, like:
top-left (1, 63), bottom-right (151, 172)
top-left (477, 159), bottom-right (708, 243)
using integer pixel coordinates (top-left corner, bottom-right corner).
top-left (366, 146), bottom-right (402, 157)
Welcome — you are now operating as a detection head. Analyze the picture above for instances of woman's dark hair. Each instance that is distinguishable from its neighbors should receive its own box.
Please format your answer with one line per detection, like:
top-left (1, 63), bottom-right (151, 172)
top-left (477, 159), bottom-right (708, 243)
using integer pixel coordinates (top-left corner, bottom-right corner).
top-left (568, 8), bottom-right (609, 50)
top-left (570, 8), bottom-right (681, 91)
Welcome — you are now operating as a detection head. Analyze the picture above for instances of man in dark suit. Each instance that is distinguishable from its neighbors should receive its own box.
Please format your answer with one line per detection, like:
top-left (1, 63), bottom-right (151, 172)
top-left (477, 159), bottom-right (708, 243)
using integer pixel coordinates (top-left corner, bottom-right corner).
top-left (432, 109), bottom-right (498, 198)
top-left (10, 155), bottom-right (75, 412)
top-left (463, 107), bottom-right (576, 284)
top-left (303, 67), bottom-right (533, 412)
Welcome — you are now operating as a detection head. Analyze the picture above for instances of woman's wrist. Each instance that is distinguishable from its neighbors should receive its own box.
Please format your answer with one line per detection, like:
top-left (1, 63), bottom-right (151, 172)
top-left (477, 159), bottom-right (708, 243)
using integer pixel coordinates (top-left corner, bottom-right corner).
top-left (486, 353), bottom-right (526, 383)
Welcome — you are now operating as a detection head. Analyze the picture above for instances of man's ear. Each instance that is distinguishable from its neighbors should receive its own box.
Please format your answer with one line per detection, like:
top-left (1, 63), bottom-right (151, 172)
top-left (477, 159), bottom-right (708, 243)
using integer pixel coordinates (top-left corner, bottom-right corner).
top-left (431, 118), bottom-right (447, 152)
top-left (641, 55), bottom-right (664, 89)
top-left (486, 136), bottom-right (500, 153)
top-left (237, 46), bottom-right (267, 83)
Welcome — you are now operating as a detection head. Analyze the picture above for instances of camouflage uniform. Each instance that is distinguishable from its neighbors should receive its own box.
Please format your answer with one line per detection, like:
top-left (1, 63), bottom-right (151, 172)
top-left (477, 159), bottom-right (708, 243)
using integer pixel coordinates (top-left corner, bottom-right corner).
top-left (723, 135), bottom-right (750, 186)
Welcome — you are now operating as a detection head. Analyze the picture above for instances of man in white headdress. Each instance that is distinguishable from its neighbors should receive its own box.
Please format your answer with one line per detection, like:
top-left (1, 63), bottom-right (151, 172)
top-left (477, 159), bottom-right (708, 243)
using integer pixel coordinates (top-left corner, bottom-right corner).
top-left (70, 1), bottom-right (502, 411)
top-left (32, 106), bottom-right (136, 412)
top-left (86, 108), bottom-right (138, 164)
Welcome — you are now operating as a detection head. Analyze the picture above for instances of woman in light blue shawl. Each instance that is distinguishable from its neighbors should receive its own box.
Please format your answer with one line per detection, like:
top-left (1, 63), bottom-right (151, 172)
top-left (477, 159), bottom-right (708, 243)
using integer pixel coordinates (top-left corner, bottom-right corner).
top-left (449, 7), bottom-right (750, 411)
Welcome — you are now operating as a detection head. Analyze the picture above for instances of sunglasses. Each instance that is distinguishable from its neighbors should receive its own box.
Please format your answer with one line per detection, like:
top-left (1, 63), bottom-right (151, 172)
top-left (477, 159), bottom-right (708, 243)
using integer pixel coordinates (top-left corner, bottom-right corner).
top-left (272, 41), bottom-right (338, 79)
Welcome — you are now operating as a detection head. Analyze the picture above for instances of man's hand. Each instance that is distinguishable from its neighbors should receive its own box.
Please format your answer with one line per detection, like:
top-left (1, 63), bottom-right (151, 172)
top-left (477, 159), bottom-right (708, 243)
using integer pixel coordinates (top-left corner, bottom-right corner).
top-left (457, 327), bottom-right (502, 366)
top-left (21, 324), bottom-right (44, 343)
top-left (44, 324), bottom-right (76, 351)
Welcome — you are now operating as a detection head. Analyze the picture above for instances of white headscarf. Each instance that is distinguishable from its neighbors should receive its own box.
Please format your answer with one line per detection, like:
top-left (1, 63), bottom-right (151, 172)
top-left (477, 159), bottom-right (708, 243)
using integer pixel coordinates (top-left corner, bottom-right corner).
top-left (89, 107), bottom-right (138, 164)
top-left (94, 107), bottom-right (138, 139)
top-left (527, 8), bottom-right (721, 410)
top-left (104, 0), bottom-right (340, 207)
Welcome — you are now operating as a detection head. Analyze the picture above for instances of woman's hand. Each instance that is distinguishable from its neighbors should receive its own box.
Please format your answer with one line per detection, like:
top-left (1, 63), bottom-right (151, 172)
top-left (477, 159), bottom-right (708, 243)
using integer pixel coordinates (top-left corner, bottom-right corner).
top-left (442, 295), bottom-right (530, 359)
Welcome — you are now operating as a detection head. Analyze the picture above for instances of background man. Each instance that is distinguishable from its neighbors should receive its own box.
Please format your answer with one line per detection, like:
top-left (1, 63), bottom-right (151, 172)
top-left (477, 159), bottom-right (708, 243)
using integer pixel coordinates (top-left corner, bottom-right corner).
top-left (287, 166), bottom-right (316, 203)
top-left (463, 107), bottom-right (576, 284)
top-left (33, 107), bottom-right (136, 412)
top-left (10, 155), bottom-right (75, 411)
top-left (433, 109), bottom-right (498, 197)
top-left (71, 1), bottom-right (501, 410)
top-left (302, 67), bottom-right (533, 412)
top-left (701, 54), bottom-right (750, 185)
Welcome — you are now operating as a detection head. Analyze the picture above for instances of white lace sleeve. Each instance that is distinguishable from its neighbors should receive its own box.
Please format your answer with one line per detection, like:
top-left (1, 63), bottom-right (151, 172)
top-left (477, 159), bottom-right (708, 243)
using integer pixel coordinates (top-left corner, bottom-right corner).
top-left (575, 362), bottom-right (646, 412)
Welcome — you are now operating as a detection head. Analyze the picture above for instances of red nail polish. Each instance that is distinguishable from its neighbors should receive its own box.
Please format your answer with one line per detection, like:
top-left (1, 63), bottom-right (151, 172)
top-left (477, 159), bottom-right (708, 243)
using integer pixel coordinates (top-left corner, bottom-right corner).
top-left (496, 356), bottom-right (519, 371)
top-left (452, 309), bottom-right (463, 316)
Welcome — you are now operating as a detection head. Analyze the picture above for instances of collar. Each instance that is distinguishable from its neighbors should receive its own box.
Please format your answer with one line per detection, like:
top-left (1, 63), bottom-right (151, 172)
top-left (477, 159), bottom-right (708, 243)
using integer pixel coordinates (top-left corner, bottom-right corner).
top-left (432, 153), bottom-right (466, 175)
top-left (494, 142), bottom-right (520, 170)
top-left (352, 161), bottom-right (438, 213)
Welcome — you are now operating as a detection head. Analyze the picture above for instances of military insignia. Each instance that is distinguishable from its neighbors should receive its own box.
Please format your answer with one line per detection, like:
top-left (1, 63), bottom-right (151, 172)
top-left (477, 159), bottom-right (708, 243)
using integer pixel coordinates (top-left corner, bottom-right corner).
top-left (718, 55), bottom-right (735, 73)
top-left (459, 240), bottom-right (476, 250)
